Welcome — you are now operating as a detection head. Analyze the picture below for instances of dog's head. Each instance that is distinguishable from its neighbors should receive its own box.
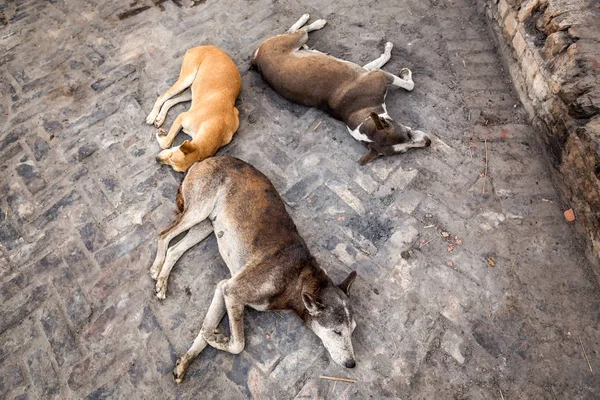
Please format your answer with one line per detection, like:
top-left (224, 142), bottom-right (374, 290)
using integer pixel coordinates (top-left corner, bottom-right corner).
top-left (303, 271), bottom-right (358, 368)
top-left (155, 140), bottom-right (199, 172)
top-left (359, 113), bottom-right (431, 165)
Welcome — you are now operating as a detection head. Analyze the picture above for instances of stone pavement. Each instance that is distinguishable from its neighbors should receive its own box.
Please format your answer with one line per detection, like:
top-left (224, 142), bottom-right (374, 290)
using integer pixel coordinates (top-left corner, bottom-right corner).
top-left (1, 0), bottom-right (599, 398)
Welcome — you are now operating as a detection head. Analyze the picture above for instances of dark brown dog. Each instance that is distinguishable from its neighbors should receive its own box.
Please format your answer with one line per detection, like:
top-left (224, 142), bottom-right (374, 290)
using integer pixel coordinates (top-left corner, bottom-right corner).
top-left (251, 14), bottom-right (431, 164)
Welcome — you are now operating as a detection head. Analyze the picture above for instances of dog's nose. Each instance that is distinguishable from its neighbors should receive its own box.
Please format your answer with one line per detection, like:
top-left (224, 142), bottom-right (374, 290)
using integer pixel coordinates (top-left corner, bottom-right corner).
top-left (425, 137), bottom-right (432, 147)
top-left (344, 360), bottom-right (356, 369)
top-left (155, 155), bottom-right (162, 162)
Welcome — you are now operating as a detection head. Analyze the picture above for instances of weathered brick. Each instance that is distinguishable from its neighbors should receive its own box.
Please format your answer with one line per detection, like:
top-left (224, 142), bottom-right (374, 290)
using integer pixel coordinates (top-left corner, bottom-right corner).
top-left (15, 159), bottom-right (47, 194)
top-left (25, 135), bottom-right (51, 161)
top-left (512, 30), bottom-right (527, 57)
top-left (0, 285), bottom-right (49, 335)
top-left (26, 348), bottom-right (60, 399)
top-left (91, 64), bottom-right (137, 92)
top-left (498, 0), bottom-right (510, 20)
top-left (61, 240), bottom-right (98, 281)
top-left (78, 222), bottom-right (109, 253)
top-left (40, 303), bottom-right (82, 367)
top-left (0, 271), bottom-right (33, 305)
top-left (94, 222), bottom-right (154, 267)
top-left (0, 130), bottom-right (20, 153)
top-left (0, 210), bottom-right (21, 250)
top-left (34, 190), bottom-right (82, 228)
top-left (503, 11), bottom-right (518, 38)
top-left (68, 350), bottom-right (133, 393)
top-left (0, 362), bottom-right (25, 397)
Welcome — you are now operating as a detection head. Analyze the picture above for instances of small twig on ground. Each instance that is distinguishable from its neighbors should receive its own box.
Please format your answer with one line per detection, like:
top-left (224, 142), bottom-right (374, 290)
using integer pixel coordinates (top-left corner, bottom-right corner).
top-left (580, 337), bottom-right (594, 374)
top-left (499, 389), bottom-right (505, 400)
top-left (419, 238), bottom-right (435, 248)
top-left (313, 121), bottom-right (322, 131)
top-left (462, 59), bottom-right (466, 68)
top-left (320, 376), bottom-right (357, 383)
top-left (482, 138), bottom-right (488, 194)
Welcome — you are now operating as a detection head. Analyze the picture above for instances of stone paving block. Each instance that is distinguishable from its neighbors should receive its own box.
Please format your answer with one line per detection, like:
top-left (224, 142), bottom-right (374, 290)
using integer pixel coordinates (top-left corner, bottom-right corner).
top-left (0, 317), bottom-right (36, 363)
top-left (0, 285), bottom-right (49, 335)
top-left (68, 350), bottom-right (134, 395)
top-left (26, 348), bottom-right (61, 399)
top-left (39, 302), bottom-right (82, 367)
top-left (0, 361), bottom-right (25, 398)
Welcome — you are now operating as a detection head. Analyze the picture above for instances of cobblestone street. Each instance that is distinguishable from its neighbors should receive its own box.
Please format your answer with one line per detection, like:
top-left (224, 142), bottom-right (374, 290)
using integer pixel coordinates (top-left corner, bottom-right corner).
top-left (1, 0), bottom-right (599, 398)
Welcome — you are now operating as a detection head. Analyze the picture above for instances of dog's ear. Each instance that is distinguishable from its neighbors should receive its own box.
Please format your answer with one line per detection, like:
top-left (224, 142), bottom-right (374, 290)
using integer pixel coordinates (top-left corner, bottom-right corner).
top-left (359, 148), bottom-right (380, 165)
top-left (302, 292), bottom-right (324, 316)
top-left (338, 271), bottom-right (357, 296)
top-left (179, 140), bottom-right (196, 155)
top-left (370, 112), bottom-right (385, 130)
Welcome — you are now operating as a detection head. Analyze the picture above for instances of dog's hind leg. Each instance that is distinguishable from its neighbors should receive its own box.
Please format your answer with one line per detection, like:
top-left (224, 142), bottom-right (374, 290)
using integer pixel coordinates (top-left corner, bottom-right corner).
top-left (154, 90), bottom-right (193, 128)
top-left (204, 280), bottom-right (246, 354)
top-left (287, 14), bottom-right (310, 33)
top-left (364, 42), bottom-right (393, 71)
top-left (155, 220), bottom-right (214, 299)
top-left (150, 205), bottom-right (210, 280)
top-left (173, 279), bottom-right (228, 383)
top-left (146, 51), bottom-right (200, 126)
top-left (305, 19), bottom-right (327, 32)
top-left (382, 69), bottom-right (414, 91)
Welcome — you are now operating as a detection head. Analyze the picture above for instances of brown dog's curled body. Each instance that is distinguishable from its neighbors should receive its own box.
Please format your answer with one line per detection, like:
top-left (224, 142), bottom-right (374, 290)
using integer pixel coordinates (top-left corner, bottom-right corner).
top-left (146, 46), bottom-right (241, 172)
top-left (149, 157), bottom-right (358, 382)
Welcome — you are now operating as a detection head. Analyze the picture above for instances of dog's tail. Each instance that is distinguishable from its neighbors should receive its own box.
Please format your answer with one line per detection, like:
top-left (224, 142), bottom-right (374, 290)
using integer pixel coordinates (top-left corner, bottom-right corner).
top-left (175, 182), bottom-right (185, 213)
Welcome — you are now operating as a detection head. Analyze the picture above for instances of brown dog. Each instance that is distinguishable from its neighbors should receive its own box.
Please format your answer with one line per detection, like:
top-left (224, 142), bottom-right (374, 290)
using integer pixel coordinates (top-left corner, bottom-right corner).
top-left (149, 156), bottom-right (358, 382)
top-left (251, 15), bottom-right (431, 165)
top-left (146, 46), bottom-right (242, 172)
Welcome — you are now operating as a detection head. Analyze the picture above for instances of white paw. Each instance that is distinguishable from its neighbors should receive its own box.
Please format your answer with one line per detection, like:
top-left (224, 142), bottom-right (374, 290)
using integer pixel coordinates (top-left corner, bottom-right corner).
top-left (384, 41), bottom-right (393, 53)
top-left (173, 358), bottom-right (187, 384)
top-left (150, 262), bottom-right (162, 280)
top-left (400, 67), bottom-right (412, 81)
top-left (156, 130), bottom-right (171, 149)
top-left (310, 19), bottom-right (327, 30)
top-left (146, 112), bottom-right (157, 125)
top-left (155, 277), bottom-right (168, 299)
top-left (154, 114), bottom-right (165, 128)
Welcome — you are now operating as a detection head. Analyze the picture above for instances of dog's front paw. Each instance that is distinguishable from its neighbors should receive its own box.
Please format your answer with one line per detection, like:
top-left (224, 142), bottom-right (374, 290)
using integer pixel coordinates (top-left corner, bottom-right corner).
top-left (146, 112), bottom-right (157, 125)
top-left (384, 42), bottom-right (393, 53)
top-left (156, 130), bottom-right (172, 149)
top-left (157, 128), bottom-right (168, 137)
top-left (154, 115), bottom-right (166, 128)
top-left (155, 277), bottom-right (168, 299)
top-left (173, 357), bottom-right (188, 384)
top-left (309, 19), bottom-right (327, 30)
top-left (400, 67), bottom-right (412, 81)
top-left (149, 261), bottom-right (162, 280)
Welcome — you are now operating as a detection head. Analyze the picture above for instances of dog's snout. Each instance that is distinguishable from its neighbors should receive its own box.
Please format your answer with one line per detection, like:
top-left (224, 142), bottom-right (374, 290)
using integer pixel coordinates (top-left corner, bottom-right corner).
top-left (155, 155), bottom-right (162, 162)
top-left (344, 360), bottom-right (356, 368)
top-left (425, 137), bottom-right (432, 147)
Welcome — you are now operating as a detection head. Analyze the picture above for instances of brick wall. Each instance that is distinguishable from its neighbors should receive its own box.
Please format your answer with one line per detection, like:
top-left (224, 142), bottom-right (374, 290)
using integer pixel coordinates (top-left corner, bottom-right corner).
top-left (479, 0), bottom-right (600, 260)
